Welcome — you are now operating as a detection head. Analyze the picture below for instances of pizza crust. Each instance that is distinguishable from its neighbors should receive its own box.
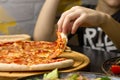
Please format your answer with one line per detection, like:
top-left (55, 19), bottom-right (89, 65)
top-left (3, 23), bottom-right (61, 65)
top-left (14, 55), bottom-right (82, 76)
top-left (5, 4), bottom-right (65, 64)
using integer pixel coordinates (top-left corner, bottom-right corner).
top-left (30, 59), bottom-right (74, 71)
top-left (60, 33), bottom-right (68, 43)
top-left (0, 34), bottom-right (31, 42)
top-left (0, 63), bottom-right (29, 71)
top-left (0, 59), bottom-right (74, 71)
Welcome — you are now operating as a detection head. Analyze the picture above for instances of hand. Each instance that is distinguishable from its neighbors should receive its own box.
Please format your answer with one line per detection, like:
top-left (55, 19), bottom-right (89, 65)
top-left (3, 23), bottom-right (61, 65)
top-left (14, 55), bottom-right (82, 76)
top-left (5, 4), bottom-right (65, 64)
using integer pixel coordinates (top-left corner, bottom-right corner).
top-left (57, 6), bottom-right (107, 34)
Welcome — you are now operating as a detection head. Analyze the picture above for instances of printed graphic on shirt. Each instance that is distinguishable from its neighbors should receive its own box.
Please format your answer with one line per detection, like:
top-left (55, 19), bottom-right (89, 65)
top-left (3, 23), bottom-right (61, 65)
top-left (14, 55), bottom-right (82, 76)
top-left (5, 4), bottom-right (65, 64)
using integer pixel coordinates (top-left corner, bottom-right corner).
top-left (0, 6), bottom-right (16, 34)
top-left (83, 27), bottom-right (117, 52)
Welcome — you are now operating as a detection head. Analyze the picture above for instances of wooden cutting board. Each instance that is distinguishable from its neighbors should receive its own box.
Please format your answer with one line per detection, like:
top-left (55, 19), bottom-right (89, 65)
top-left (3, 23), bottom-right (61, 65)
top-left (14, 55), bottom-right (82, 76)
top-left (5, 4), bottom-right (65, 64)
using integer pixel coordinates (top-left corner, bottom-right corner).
top-left (0, 51), bottom-right (90, 80)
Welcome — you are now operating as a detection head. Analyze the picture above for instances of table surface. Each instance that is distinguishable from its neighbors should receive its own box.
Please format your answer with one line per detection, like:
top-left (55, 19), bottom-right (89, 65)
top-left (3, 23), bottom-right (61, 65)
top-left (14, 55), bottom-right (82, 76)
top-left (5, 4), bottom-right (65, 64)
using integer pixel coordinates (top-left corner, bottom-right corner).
top-left (69, 45), bottom-right (120, 73)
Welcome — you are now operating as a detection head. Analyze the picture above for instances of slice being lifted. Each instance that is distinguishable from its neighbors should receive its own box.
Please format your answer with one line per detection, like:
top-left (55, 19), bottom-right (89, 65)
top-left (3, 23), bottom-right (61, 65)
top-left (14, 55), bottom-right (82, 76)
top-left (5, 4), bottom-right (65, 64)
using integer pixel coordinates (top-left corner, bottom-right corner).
top-left (0, 32), bottom-right (74, 71)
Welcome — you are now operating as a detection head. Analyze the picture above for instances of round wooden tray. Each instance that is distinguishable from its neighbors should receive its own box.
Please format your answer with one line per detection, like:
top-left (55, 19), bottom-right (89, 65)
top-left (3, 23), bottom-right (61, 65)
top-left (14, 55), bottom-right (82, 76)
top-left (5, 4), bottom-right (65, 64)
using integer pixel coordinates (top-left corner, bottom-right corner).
top-left (0, 51), bottom-right (90, 78)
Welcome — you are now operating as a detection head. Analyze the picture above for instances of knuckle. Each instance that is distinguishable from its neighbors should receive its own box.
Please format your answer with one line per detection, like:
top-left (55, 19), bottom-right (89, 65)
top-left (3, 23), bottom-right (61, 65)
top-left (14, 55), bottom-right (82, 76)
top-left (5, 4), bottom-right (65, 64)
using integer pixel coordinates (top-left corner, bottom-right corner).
top-left (61, 13), bottom-right (66, 17)
top-left (83, 12), bottom-right (88, 16)
top-left (74, 21), bottom-right (79, 27)
top-left (66, 15), bottom-right (71, 20)
top-left (71, 6), bottom-right (80, 9)
top-left (75, 9), bottom-right (81, 13)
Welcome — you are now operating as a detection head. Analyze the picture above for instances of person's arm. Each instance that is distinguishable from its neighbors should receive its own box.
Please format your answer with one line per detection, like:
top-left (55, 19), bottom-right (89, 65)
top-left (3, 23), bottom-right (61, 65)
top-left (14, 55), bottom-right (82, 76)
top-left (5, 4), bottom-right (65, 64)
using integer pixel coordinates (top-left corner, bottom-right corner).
top-left (34, 0), bottom-right (60, 41)
top-left (101, 14), bottom-right (120, 49)
top-left (57, 6), bottom-right (120, 49)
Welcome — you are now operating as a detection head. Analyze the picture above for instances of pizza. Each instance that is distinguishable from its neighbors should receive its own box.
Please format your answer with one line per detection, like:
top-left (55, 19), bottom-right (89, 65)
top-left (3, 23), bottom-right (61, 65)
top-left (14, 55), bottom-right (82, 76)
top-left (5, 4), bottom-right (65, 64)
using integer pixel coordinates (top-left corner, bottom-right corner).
top-left (0, 32), bottom-right (74, 71)
top-left (0, 34), bottom-right (31, 42)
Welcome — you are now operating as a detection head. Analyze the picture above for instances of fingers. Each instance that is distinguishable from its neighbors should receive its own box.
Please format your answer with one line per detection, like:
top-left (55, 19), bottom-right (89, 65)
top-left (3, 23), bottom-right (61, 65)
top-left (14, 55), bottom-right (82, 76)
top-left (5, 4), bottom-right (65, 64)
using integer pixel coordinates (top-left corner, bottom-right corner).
top-left (57, 6), bottom-right (90, 34)
top-left (63, 11), bottom-right (81, 33)
top-left (58, 12), bottom-right (81, 34)
top-left (71, 14), bottom-right (86, 34)
top-left (57, 8), bottom-right (75, 33)
top-left (57, 6), bottom-right (85, 34)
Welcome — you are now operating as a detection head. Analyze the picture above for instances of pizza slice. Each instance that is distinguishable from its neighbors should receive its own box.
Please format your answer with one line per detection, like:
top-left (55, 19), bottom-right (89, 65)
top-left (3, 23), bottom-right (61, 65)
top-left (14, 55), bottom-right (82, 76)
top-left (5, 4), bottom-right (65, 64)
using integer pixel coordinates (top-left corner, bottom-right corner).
top-left (48, 32), bottom-right (68, 58)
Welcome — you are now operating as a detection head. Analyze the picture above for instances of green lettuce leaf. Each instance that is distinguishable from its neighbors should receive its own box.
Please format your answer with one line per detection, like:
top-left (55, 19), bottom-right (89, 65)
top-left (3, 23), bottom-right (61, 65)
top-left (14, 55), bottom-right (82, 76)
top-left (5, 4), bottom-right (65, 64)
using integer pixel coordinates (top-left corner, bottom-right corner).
top-left (43, 68), bottom-right (58, 80)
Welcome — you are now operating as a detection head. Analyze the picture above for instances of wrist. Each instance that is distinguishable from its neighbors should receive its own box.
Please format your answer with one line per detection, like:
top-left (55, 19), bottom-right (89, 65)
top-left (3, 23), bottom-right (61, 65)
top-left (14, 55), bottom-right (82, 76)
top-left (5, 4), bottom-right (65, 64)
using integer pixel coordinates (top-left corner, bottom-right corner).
top-left (99, 13), bottom-right (111, 28)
